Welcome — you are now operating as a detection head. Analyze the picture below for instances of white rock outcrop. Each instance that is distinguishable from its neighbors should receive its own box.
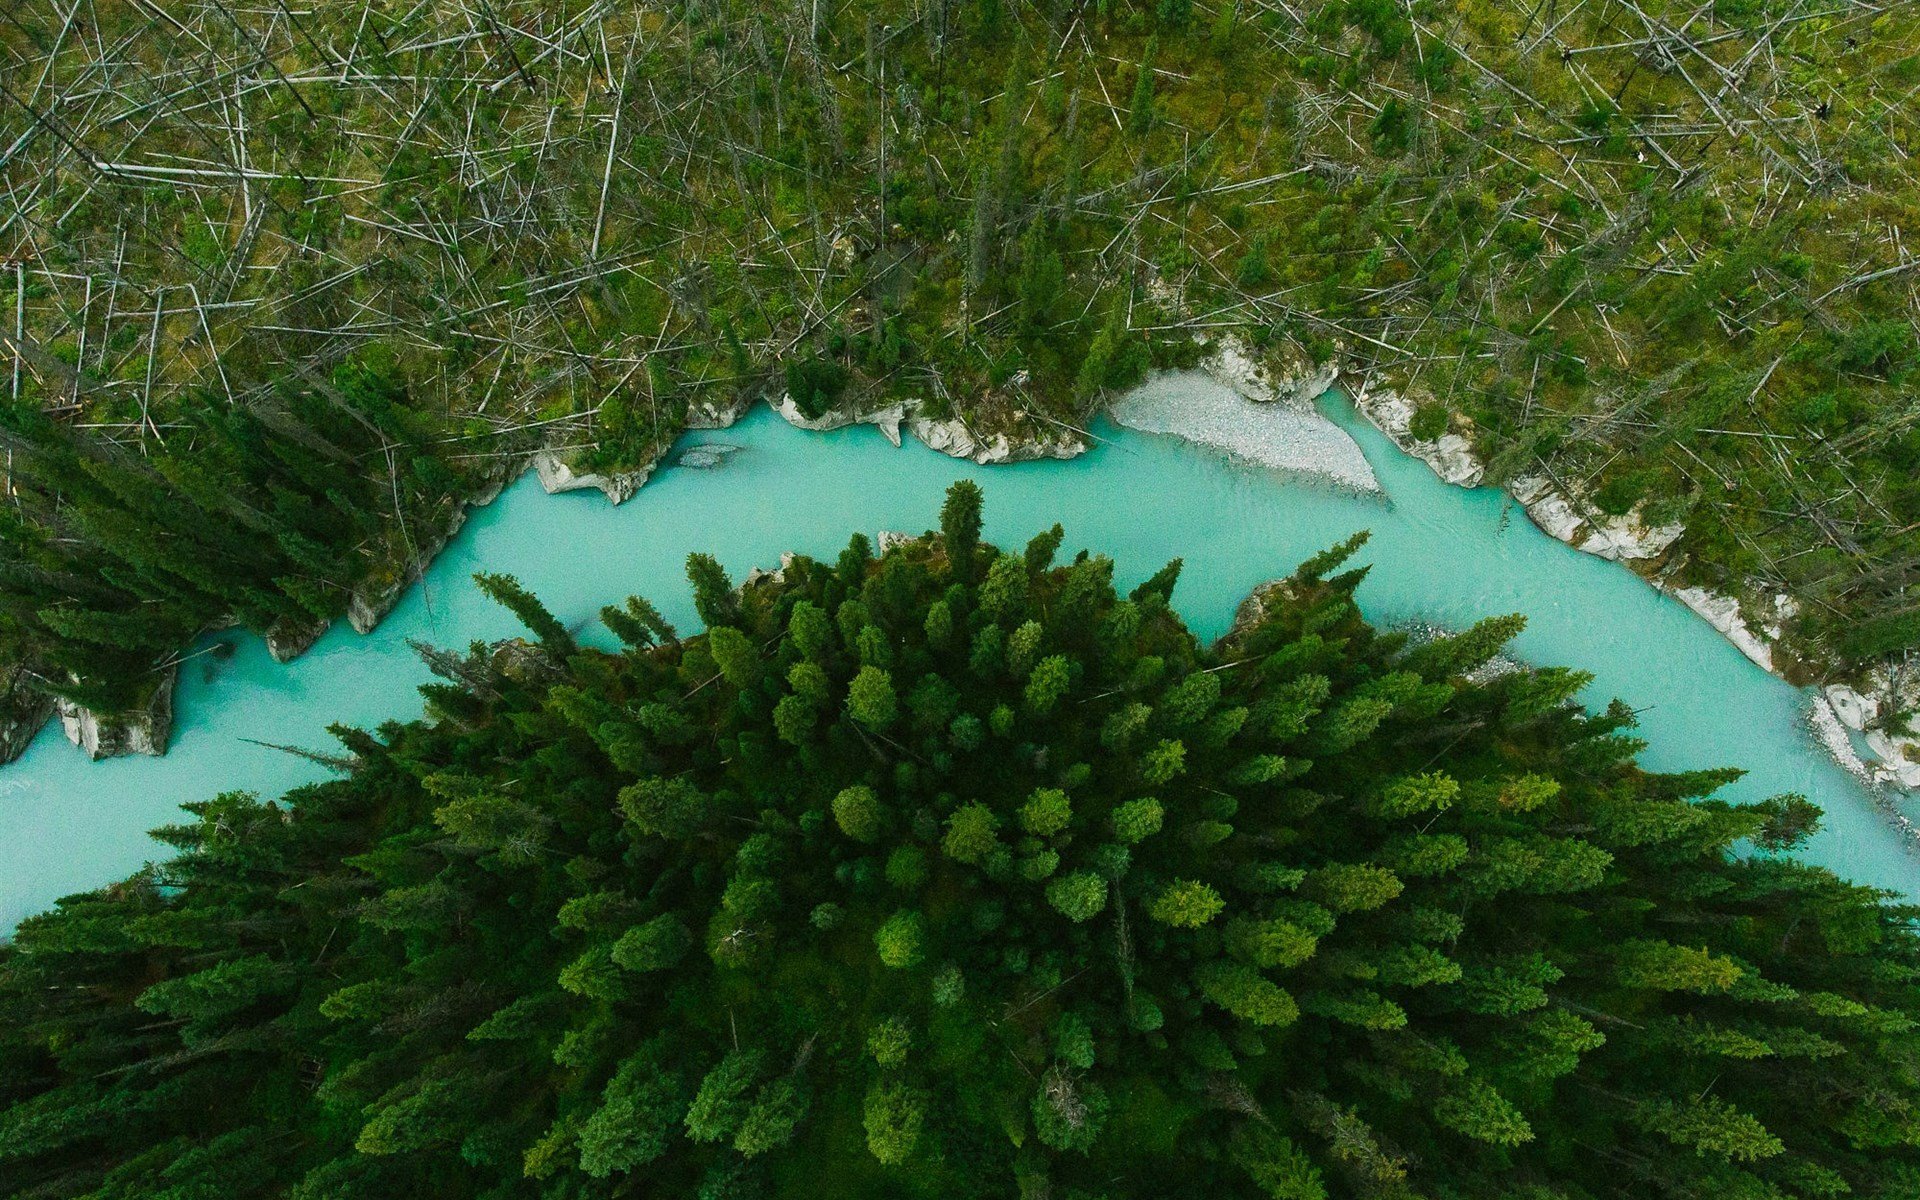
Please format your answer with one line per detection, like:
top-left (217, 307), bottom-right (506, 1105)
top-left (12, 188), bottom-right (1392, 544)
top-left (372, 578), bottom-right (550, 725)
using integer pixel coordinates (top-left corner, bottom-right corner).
top-left (768, 384), bottom-right (1089, 463)
top-left (1867, 731), bottom-right (1920, 790)
top-left (533, 390), bottom-right (747, 512)
top-left (1825, 685), bottom-right (1879, 731)
top-left (905, 411), bottom-right (1085, 464)
top-left (769, 394), bottom-right (908, 445)
top-left (1580, 511), bottom-right (1687, 562)
top-left (1267, 356), bottom-right (1343, 409)
top-left (58, 668), bottom-right (176, 760)
top-left (1510, 476), bottom-right (1586, 542)
top-left (533, 450), bottom-right (652, 505)
top-left (1350, 381), bottom-right (1485, 487)
top-left (1202, 333), bottom-right (1341, 409)
top-left (685, 395), bottom-right (751, 430)
top-left (1508, 477), bottom-right (1683, 563)
top-left (1843, 662), bottom-right (1920, 789)
top-left (1667, 587), bottom-right (1778, 673)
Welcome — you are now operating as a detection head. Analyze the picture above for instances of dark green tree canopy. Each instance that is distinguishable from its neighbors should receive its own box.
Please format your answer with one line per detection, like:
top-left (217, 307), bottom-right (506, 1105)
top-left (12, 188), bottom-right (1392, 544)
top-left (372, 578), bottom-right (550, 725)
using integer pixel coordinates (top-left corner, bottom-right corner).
top-left (2, 482), bottom-right (1916, 1200)
top-left (0, 355), bottom-right (469, 714)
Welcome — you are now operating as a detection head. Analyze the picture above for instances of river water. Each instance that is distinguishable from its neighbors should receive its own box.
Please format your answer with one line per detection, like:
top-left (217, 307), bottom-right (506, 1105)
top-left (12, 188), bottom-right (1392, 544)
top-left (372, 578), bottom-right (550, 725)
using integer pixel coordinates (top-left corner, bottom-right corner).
top-left (1, 391), bottom-right (1910, 930)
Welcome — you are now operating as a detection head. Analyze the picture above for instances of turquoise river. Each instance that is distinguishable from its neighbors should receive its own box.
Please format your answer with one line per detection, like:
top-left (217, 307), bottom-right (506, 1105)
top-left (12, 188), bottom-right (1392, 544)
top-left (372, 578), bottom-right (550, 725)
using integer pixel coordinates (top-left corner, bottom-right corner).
top-left (1, 394), bottom-right (1912, 931)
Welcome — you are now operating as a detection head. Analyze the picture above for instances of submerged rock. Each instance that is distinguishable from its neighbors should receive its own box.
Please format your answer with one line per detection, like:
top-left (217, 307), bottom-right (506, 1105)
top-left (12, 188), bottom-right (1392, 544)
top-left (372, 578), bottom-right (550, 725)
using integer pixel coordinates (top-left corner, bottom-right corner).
top-left (674, 443), bottom-right (742, 470)
top-left (58, 669), bottom-right (176, 760)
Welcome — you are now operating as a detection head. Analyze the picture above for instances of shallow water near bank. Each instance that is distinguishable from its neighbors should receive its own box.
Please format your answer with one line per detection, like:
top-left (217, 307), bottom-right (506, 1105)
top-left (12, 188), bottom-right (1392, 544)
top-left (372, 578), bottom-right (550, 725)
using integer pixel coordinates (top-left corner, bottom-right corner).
top-left (2, 394), bottom-right (1913, 931)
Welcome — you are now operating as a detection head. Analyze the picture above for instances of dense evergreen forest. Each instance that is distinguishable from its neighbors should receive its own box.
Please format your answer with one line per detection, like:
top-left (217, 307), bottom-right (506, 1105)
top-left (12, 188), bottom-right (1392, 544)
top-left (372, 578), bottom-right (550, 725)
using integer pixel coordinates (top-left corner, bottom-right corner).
top-left (0, 353), bottom-right (472, 716)
top-left (2, 484), bottom-right (1917, 1199)
top-left (4, 0), bottom-right (1920, 741)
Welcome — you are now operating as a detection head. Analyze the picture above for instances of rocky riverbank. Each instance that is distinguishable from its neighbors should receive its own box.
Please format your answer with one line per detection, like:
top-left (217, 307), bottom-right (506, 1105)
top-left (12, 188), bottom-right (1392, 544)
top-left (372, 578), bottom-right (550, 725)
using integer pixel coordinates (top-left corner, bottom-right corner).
top-left (56, 668), bottom-right (175, 760)
top-left (1346, 376), bottom-right (1920, 795)
top-left (0, 669), bottom-right (56, 764)
top-left (0, 379), bottom-right (1089, 767)
top-left (531, 451), bottom-right (652, 505)
top-left (763, 391), bottom-right (1087, 465)
top-left (9, 347), bottom-right (1913, 789)
top-left (348, 465), bottom-right (516, 636)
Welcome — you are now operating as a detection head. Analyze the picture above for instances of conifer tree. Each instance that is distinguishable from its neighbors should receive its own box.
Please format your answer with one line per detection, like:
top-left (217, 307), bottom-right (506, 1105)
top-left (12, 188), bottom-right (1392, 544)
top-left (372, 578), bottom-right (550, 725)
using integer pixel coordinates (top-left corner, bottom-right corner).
top-left (686, 553), bottom-right (741, 629)
top-left (475, 571), bottom-right (577, 659)
top-left (1127, 39), bottom-right (1158, 136)
top-left (940, 479), bottom-right (984, 582)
